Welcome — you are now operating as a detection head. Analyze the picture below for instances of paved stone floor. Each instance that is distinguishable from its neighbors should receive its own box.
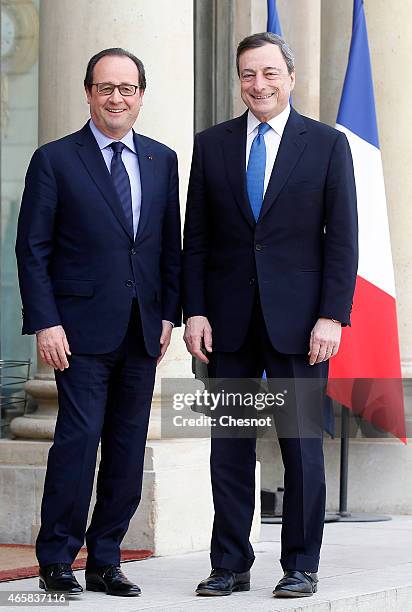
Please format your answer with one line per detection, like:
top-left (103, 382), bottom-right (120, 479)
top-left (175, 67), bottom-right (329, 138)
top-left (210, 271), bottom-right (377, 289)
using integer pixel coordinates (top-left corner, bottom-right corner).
top-left (1, 516), bottom-right (411, 611)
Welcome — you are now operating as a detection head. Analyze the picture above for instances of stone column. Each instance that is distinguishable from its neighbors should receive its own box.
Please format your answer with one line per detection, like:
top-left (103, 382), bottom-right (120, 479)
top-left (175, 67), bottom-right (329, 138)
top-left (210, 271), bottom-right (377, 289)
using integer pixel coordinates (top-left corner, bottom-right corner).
top-left (363, 0), bottom-right (412, 442)
top-left (10, 353), bottom-right (56, 439)
top-left (319, 0), bottom-right (412, 513)
top-left (363, 0), bottom-right (412, 381)
top-left (321, 0), bottom-right (412, 408)
top-left (37, 0), bottom-right (195, 402)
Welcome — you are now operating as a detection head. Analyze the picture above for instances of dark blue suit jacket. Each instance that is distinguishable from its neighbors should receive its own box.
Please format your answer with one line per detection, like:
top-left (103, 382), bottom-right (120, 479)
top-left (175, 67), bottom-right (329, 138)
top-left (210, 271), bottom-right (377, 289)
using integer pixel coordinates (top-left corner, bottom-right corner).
top-left (16, 122), bottom-right (181, 357)
top-left (183, 108), bottom-right (358, 354)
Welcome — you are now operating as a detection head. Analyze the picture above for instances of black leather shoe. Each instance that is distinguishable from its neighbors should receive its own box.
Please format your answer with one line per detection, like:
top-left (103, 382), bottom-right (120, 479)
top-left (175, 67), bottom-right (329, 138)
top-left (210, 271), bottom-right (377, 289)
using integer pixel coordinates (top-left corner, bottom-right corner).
top-left (196, 568), bottom-right (250, 596)
top-left (273, 570), bottom-right (318, 597)
top-left (85, 565), bottom-right (141, 597)
top-left (39, 563), bottom-right (83, 594)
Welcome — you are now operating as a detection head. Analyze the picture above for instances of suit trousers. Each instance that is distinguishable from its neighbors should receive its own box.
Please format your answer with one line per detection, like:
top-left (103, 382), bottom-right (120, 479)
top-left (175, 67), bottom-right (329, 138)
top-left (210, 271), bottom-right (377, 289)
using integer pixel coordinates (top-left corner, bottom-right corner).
top-left (208, 296), bottom-right (327, 573)
top-left (36, 301), bottom-right (157, 568)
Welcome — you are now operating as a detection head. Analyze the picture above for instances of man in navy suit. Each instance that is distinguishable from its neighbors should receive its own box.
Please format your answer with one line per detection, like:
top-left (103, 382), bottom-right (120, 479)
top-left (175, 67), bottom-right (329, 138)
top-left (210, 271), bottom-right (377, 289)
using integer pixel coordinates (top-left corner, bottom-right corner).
top-left (183, 33), bottom-right (357, 598)
top-left (16, 48), bottom-right (181, 597)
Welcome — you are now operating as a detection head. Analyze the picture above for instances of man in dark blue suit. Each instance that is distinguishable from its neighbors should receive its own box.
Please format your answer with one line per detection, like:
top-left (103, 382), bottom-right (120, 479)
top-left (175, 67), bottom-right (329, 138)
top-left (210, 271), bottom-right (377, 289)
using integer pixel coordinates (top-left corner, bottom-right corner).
top-left (183, 33), bottom-right (357, 598)
top-left (16, 48), bottom-right (181, 597)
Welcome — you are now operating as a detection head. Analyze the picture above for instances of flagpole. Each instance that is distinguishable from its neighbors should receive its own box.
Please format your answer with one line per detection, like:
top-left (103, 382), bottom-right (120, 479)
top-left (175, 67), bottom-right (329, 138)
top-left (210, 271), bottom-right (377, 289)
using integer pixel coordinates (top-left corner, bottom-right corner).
top-left (339, 407), bottom-right (350, 516)
top-left (332, 406), bottom-right (391, 522)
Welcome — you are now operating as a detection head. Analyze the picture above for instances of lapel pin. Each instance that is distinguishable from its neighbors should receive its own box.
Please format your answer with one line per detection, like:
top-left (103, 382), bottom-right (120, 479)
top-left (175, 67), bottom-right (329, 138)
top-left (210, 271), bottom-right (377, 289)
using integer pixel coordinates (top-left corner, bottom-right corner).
top-left (147, 155), bottom-right (153, 160)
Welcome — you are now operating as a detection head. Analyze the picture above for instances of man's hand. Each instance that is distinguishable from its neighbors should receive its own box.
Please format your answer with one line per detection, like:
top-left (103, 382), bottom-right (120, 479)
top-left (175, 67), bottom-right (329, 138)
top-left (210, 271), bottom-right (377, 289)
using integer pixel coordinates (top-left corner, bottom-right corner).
top-left (183, 316), bottom-right (212, 364)
top-left (37, 325), bottom-right (71, 371)
top-left (157, 320), bottom-right (174, 365)
top-left (308, 317), bottom-right (342, 365)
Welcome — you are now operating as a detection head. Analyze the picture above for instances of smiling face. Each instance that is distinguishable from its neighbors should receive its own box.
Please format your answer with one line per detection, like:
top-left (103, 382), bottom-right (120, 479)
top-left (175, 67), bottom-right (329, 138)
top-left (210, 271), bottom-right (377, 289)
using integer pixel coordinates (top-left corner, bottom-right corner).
top-left (85, 55), bottom-right (144, 139)
top-left (239, 43), bottom-right (295, 122)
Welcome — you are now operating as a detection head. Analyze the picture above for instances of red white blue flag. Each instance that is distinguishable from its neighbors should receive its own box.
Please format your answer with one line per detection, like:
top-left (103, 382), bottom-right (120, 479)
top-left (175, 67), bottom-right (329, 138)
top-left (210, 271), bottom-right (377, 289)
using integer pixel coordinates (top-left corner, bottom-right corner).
top-left (328, 0), bottom-right (406, 442)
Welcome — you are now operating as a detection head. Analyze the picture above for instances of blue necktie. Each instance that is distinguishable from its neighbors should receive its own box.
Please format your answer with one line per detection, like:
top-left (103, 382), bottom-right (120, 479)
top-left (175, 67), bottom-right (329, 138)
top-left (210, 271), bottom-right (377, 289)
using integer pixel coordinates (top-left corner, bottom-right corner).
top-left (246, 122), bottom-right (271, 221)
top-left (110, 141), bottom-right (134, 236)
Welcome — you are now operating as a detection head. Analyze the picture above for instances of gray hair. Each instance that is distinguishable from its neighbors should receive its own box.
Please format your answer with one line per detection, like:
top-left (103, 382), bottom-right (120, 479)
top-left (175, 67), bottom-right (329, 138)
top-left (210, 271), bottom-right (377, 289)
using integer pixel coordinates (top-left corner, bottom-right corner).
top-left (236, 32), bottom-right (295, 75)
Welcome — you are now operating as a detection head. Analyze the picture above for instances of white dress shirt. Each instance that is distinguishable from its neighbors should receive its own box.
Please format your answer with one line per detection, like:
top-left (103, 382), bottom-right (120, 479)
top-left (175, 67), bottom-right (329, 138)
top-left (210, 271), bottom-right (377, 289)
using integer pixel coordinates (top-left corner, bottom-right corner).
top-left (89, 119), bottom-right (141, 237)
top-left (246, 104), bottom-right (291, 195)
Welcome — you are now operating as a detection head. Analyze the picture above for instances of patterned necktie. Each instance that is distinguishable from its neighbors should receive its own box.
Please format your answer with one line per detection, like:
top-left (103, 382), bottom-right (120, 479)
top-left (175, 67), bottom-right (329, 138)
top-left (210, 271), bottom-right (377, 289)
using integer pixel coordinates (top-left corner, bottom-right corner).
top-left (246, 122), bottom-right (271, 221)
top-left (110, 141), bottom-right (134, 236)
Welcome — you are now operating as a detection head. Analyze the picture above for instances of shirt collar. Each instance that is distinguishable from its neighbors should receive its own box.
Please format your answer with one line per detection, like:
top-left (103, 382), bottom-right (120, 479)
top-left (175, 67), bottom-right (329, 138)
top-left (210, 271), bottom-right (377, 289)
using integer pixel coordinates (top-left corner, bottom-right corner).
top-left (247, 104), bottom-right (291, 137)
top-left (89, 119), bottom-right (136, 154)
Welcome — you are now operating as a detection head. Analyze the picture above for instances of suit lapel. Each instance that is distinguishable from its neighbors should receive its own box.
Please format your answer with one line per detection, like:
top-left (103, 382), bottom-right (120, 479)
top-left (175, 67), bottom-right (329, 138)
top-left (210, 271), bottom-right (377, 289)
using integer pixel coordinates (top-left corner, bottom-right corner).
top-left (259, 108), bottom-right (308, 223)
top-left (133, 132), bottom-right (154, 242)
top-left (221, 113), bottom-right (256, 228)
top-left (76, 123), bottom-right (134, 240)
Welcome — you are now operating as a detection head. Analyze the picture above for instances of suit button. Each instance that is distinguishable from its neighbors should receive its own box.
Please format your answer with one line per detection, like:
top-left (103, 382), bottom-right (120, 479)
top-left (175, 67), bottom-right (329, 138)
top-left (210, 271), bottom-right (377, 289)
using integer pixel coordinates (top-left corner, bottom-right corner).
top-left (255, 244), bottom-right (263, 251)
top-left (125, 280), bottom-right (134, 288)
top-left (249, 277), bottom-right (256, 285)
top-left (130, 248), bottom-right (136, 255)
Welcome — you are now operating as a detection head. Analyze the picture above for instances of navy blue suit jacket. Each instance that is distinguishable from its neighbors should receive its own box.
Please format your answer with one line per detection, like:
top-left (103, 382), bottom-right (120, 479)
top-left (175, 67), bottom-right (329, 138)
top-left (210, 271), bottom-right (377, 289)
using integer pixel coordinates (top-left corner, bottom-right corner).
top-left (16, 122), bottom-right (181, 357)
top-left (182, 108), bottom-right (358, 354)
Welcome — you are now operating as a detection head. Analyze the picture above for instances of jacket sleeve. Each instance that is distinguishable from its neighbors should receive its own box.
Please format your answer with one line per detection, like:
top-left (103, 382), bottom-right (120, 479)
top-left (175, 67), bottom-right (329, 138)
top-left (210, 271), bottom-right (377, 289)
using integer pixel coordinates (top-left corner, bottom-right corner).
top-left (15, 147), bottom-right (62, 334)
top-left (182, 134), bottom-right (210, 320)
top-left (160, 150), bottom-right (182, 326)
top-left (318, 131), bottom-right (358, 326)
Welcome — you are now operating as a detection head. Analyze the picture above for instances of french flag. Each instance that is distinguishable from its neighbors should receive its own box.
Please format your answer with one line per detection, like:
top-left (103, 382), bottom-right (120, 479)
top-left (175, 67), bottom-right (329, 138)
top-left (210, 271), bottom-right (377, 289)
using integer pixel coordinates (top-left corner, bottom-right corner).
top-left (328, 0), bottom-right (406, 442)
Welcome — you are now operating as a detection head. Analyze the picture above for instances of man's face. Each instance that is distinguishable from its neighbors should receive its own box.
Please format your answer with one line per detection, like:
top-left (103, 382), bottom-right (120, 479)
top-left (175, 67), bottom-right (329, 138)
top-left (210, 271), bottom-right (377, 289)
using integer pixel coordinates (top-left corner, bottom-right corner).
top-left (85, 55), bottom-right (144, 139)
top-left (239, 43), bottom-right (295, 122)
